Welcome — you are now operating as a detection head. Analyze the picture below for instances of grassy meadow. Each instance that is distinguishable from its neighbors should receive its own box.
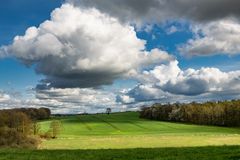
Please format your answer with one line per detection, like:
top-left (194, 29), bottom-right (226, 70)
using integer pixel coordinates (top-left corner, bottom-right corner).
top-left (1, 111), bottom-right (240, 160)
top-left (39, 112), bottom-right (240, 149)
top-left (1, 146), bottom-right (240, 160)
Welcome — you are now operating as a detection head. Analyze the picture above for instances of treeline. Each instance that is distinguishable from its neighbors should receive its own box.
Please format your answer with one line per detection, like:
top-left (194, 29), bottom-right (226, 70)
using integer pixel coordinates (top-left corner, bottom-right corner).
top-left (140, 100), bottom-right (240, 127)
top-left (0, 108), bottom-right (50, 148)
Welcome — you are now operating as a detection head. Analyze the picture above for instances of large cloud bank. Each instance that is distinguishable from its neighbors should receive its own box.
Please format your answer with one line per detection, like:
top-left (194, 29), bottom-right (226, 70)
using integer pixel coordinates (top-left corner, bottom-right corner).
top-left (1, 4), bottom-right (172, 89)
top-left (68, 0), bottom-right (240, 57)
top-left (0, 88), bottom-right (127, 114)
top-left (68, 0), bottom-right (240, 23)
top-left (119, 60), bottom-right (240, 104)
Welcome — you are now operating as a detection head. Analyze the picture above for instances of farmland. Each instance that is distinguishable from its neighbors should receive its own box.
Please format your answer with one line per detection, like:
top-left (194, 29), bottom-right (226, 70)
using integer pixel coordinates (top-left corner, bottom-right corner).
top-left (39, 112), bottom-right (240, 149)
top-left (1, 112), bottom-right (240, 160)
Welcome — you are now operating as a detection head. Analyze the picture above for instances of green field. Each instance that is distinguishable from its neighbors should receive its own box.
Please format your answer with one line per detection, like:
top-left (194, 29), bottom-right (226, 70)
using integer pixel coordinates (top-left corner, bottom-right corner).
top-left (1, 146), bottom-right (240, 160)
top-left (1, 112), bottom-right (240, 160)
top-left (39, 112), bottom-right (240, 149)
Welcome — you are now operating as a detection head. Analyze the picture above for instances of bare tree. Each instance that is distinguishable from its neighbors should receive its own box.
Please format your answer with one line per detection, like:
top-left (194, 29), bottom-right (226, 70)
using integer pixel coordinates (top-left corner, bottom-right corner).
top-left (50, 120), bottom-right (61, 138)
top-left (33, 122), bottom-right (40, 135)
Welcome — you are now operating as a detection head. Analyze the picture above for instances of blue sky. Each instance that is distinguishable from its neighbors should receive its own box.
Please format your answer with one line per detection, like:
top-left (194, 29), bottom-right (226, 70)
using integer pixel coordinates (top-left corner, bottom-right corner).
top-left (0, 0), bottom-right (63, 45)
top-left (1, 0), bottom-right (240, 113)
top-left (0, 0), bottom-right (62, 93)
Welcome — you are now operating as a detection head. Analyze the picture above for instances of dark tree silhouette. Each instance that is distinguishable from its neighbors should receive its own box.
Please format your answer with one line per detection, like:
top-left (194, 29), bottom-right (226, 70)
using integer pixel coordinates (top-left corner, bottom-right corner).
top-left (140, 100), bottom-right (240, 127)
top-left (106, 108), bottom-right (111, 115)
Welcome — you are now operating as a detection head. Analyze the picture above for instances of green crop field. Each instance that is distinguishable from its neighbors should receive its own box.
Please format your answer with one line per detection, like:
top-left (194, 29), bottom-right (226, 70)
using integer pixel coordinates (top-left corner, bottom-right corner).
top-left (1, 146), bottom-right (240, 160)
top-left (39, 112), bottom-right (240, 149)
top-left (1, 112), bottom-right (240, 160)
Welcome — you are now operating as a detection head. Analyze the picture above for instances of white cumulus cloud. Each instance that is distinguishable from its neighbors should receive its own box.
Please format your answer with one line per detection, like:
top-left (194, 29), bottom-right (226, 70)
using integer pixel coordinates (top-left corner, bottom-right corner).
top-left (119, 60), bottom-right (240, 104)
top-left (1, 4), bottom-right (172, 89)
top-left (179, 18), bottom-right (240, 56)
top-left (0, 92), bottom-right (11, 102)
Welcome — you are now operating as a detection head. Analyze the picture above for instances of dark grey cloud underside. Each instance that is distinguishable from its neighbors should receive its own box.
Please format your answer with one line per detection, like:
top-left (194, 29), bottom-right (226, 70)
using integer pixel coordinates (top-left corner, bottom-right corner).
top-left (34, 55), bottom-right (125, 89)
top-left (36, 74), bottom-right (118, 89)
top-left (68, 0), bottom-right (240, 23)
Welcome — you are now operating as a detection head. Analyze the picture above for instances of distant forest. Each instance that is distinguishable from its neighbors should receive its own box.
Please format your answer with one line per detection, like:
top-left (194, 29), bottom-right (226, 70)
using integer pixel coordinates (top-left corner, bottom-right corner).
top-left (0, 108), bottom-right (50, 148)
top-left (140, 100), bottom-right (240, 127)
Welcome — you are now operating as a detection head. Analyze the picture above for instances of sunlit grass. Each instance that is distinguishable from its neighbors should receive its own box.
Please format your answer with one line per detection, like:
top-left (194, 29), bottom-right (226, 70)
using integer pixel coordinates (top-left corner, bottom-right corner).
top-left (39, 112), bottom-right (240, 149)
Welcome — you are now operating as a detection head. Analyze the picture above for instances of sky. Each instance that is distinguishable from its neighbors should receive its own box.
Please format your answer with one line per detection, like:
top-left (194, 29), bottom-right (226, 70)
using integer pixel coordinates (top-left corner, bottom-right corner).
top-left (1, 0), bottom-right (240, 113)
